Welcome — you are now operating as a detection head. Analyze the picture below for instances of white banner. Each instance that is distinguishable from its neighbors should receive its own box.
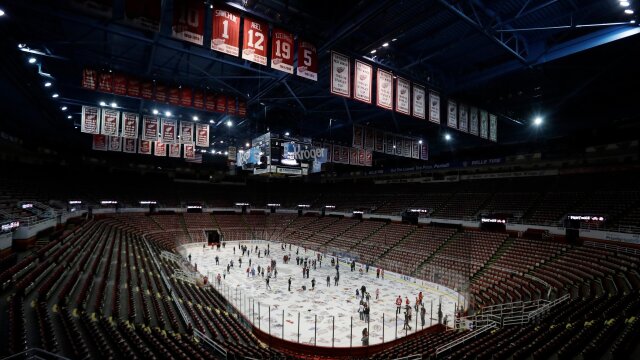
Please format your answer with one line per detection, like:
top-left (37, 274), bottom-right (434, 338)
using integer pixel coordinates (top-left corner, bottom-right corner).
top-left (184, 144), bottom-right (195, 159)
top-left (412, 85), bottom-right (425, 120)
top-left (108, 136), bottom-right (122, 151)
top-left (169, 143), bottom-right (181, 158)
top-left (195, 123), bottom-right (209, 147)
top-left (480, 110), bottom-right (489, 139)
top-left (395, 77), bottom-right (410, 115)
top-left (429, 91), bottom-right (440, 124)
top-left (81, 106), bottom-right (101, 134)
top-left (458, 104), bottom-right (469, 132)
top-left (330, 51), bottom-right (350, 97)
top-left (161, 118), bottom-right (177, 144)
top-left (154, 142), bottom-right (167, 156)
top-left (122, 112), bottom-right (139, 139)
top-left (376, 69), bottom-right (393, 110)
top-left (100, 108), bottom-right (120, 136)
top-left (469, 107), bottom-right (479, 135)
top-left (180, 121), bottom-right (194, 144)
top-left (353, 60), bottom-right (372, 104)
top-left (92, 134), bottom-right (107, 151)
top-left (142, 115), bottom-right (159, 141)
top-left (489, 114), bottom-right (497, 142)
top-left (123, 138), bottom-right (137, 153)
top-left (447, 100), bottom-right (457, 129)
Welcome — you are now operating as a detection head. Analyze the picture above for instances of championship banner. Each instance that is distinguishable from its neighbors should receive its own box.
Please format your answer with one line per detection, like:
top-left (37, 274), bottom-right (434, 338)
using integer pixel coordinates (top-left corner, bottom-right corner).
top-left (420, 141), bottom-right (429, 160)
top-left (169, 143), bottom-right (181, 158)
top-left (195, 123), bottom-right (209, 147)
top-left (364, 127), bottom-right (375, 150)
top-left (395, 136), bottom-right (403, 156)
top-left (127, 78), bottom-right (140, 97)
top-left (155, 84), bottom-right (167, 103)
top-left (459, 104), bottom-right (469, 133)
top-left (180, 121), bottom-right (194, 144)
top-left (242, 17), bottom-right (268, 65)
top-left (100, 109), bottom-right (120, 136)
top-left (81, 68), bottom-right (97, 90)
top-left (297, 40), bottom-right (318, 81)
top-left (154, 142), bottom-right (167, 156)
top-left (139, 140), bottom-right (152, 155)
top-left (140, 81), bottom-right (154, 99)
top-left (350, 148), bottom-right (358, 165)
top-left (330, 51), bottom-right (350, 98)
top-left (395, 77), bottom-right (410, 115)
top-left (168, 87), bottom-right (180, 105)
top-left (108, 136), bottom-right (122, 152)
top-left (376, 69), bottom-right (393, 110)
top-left (358, 148), bottom-right (366, 165)
top-left (353, 60), bottom-right (372, 104)
top-left (193, 90), bottom-right (204, 109)
top-left (161, 118), bottom-right (177, 144)
top-left (429, 91), bottom-right (440, 124)
top-left (411, 140), bottom-right (419, 159)
top-left (92, 134), bottom-right (107, 151)
top-left (98, 72), bottom-right (113, 93)
top-left (181, 87), bottom-right (193, 107)
top-left (216, 95), bottom-right (227, 113)
top-left (385, 133), bottom-right (395, 155)
top-left (364, 150), bottom-right (373, 167)
top-left (184, 144), bottom-right (195, 160)
top-left (489, 114), bottom-right (498, 142)
top-left (124, 0), bottom-right (161, 32)
top-left (340, 146), bottom-right (349, 164)
top-left (122, 112), bottom-right (139, 139)
top-left (480, 110), bottom-right (489, 139)
top-left (447, 100), bottom-right (458, 129)
top-left (271, 28), bottom-right (294, 74)
top-left (402, 138), bottom-right (411, 157)
top-left (142, 116), bottom-right (159, 141)
top-left (374, 130), bottom-right (384, 152)
top-left (172, 0), bottom-right (205, 45)
top-left (227, 98), bottom-right (236, 115)
top-left (205, 92), bottom-right (217, 112)
top-left (469, 106), bottom-right (479, 135)
top-left (123, 138), bottom-right (137, 153)
top-left (412, 84), bottom-right (426, 119)
top-left (81, 106), bottom-right (101, 134)
top-left (113, 73), bottom-right (127, 95)
top-left (211, 8), bottom-right (240, 56)
top-left (238, 101), bottom-right (247, 117)
top-left (332, 145), bottom-right (341, 163)
top-left (353, 125), bottom-right (364, 148)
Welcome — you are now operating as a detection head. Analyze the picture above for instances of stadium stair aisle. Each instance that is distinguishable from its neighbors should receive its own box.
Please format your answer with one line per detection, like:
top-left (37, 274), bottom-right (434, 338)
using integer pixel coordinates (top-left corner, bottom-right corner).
top-left (411, 230), bottom-right (460, 277)
top-left (470, 237), bottom-right (515, 283)
top-left (179, 214), bottom-right (194, 243)
top-left (372, 225), bottom-right (417, 263)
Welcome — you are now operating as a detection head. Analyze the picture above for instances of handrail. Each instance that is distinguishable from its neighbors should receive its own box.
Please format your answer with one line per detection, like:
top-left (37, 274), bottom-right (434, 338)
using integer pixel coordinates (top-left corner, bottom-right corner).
top-left (2, 347), bottom-right (71, 360)
top-left (435, 323), bottom-right (497, 355)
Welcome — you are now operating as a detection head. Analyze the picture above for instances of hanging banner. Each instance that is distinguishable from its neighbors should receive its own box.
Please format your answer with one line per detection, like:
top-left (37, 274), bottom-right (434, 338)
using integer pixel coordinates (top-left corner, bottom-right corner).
top-left (271, 28), bottom-right (294, 74)
top-left (216, 95), bottom-right (227, 113)
top-left (161, 118), bottom-right (177, 144)
top-left (470, 106), bottom-right (479, 136)
top-left (98, 72), bottom-right (113, 93)
top-left (155, 84), bottom-right (167, 103)
top-left (168, 87), bottom-right (180, 105)
top-left (139, 139), bottom-right (152, 155)
top-left (127, 78), bottom-right (140, 97)
top-left (238, 101), bottom-right (247, 117)
top-left (489, 114), bottom-right (498, 142)
top-left (353, 60), bottom-right (372, 104)
top-left (412, 84), bottom-right (426, 120)
top-left (81, 68), bottom-right (97, 90)
top-left (92, 134), bottom-right (107, 151)
top-left (154, 142), bottom-right (167, 156)
top-left (122, 112), bottom-right (139, 139)
top-left (411, 140), bottom-right (420, 159)
top-left (196, 123), bottom-right (210, 147)
top-left (228, 146), bottom-right (237, 161)
top-left (101, 109), bottom-right (120, 136)
top-left (172, 0), bottom-right (205, 45)
top-left (205, 92), bottom-right (217, 112)
top-left (447, 100), bottom-right (458, 129)
top-left (376, 69), bottom-right (393, 110)
top-left (242, 17), bottom-right (268, 65)
top-left (429, 91), bottom-right (441, 124)
top-left (123, 138), bottom-right (137, 153)
top-left (169, 143), bottom-right (181, 158)
top-left (330, 51), bottom-right (350, 98)
top-left (124, 0), bottom-right (161, 32)
top-left (184, 144), bottom-right (196, 159)
top-left (332, 145), bottom-right (341, 164)
top-left (193, 90), bottom-right (204, 109)
top-left (385, 133), bottom-right (395, 155)
top-left (364, 127), bottom-right (375, 150)
top-left (140, 81), bottom-right (154, 99)
top-left (396, 77), bottom-right (410, 115)
top-left (108, 136), bottom-right (122, 152)
top-left (323, 143), bottom-right (333, 162)
top-left (227, 98), bottom-right (236, 115)
top-left (420, 141), bottom-right (429, 160)
top-left (340, 146), bottom-right (349, 164)
top-left (180, 87), bottom-right (193, 107)
top-left (349, 148), bottom-right (358, 165)
top-left (297, 40), bottom-right (318, 81)
top-left (142, 115), bottom-right (159, 141)
top-left (375, 130), bottom-right (385, 152)
top-left (364, 150), bottom-right (373, 167)
top-left (113, 73), bottom-right (127, 95)
top-left (358, 148), bottom-right (366, 165)
top-left (211, 8), bottom-right (240, 56)
top-left (353, 125), bottom-right (364, 148)
top-left (180, 121), bottom-right (194, 144)
top-left (480, 110), bottom-right (489, 139)
top-left (81, 106), bottom-right (101, 134)
top-left (395, 136), bottom-right (403, 156)
top-left (459, 104), bottom-right (469, 133)
top-left (402, 138), bottom-right (411, 157)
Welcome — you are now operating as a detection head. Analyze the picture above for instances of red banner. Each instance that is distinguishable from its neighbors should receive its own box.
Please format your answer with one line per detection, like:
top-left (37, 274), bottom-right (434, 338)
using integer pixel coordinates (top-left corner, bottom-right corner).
top-left (364, 127), bottom-right (375, 150)
top-left (340, 146), bottom-right (349, 164)
top-left (172, 0), bottom-right (205, 45)
top-left (138, 140), bottom-right (152, 155)
top-left (168, 87), bottom-right (180, 105)
top-left (141, 81), bottom-right (154, 99)
top-left (92, 134), bottom-right (107, 151)
top-left (98, 72), bottom-right (113, 93)
top-left (81, 106), bottom-right (100, 134)
top-left (122, 112), bottom-right (139, 139)
top-left (271, 28), bottom-right (294, 74)
top-left (108, 136), bottom-right (122, 152)
top-left (242, 17), bottom-right (268, 65)
top-left (193, 90), bottom-right (204, 109)
top-left (195, 123), bottom-right (209, 147)
top-left (211, 8), bottom-right (240, 57)
top-left (113, 73), bottom-right (127, 95)
top-left (169, 143), bottom-right (181, 158)
top-left (332, 145), bottom-right (341, 163)
top-left (81, 68), bottom-right (97, 90)
top-left (155, 84), bottom-right (167, 103)
top-left (350, 148), bottom-right (358, 165)
top-left (180, 121), bottom-right (194, 144)
top-left (142, 115), bottom-right (159, 141)
top-left (161, 118), bottom-right (177, 144)
top-left (353, 125), bottom-right (364, 148)
top-left (180, 87), bottom-right (193, 107)
top-left (127, 78), bottom-right (140, 97)
top-left (358, 148), bottom-right (366, 165)
top-left (123, 138), bottom-right (137, 153)
top-left (205, 92), bottom-right (217, 112)
top-left (154, 142), bottom-right (167, 156)
top-left (238, 101), bottom-right (247, 117)
top-left (100, 109), bottom-right (120, 136)
top-left (216, 95), bottom-right (227, 113)
top-left (365, 150), bottom-right (373, 167)
top-left (184, 144), bottom-right (196, 159)
top-left (297, 40), bottom-right (318, 81)
top-left (227, 98), bottom-right (236, 115)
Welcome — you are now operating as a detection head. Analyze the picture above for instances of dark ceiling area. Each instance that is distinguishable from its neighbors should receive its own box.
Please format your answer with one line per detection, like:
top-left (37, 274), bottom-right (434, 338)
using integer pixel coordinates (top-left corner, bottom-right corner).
top-left (0, 0), bottom-right (638, 164)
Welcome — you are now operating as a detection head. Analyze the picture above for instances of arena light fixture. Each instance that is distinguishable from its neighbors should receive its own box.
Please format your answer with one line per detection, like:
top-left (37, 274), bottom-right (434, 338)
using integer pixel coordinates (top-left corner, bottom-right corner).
top-left (110, 102), bottom-right (117, 108)
top-left (209, 119), bottom-right (214, 124)
top-left (418, 140), bottom-right (423, 144)
top-left (193, 116), bottom-right (199, 121)
top-left (18, 43), bottom-right (26, 49)
top-left (625, 9), bottom-right (634, 14)
top-left (152, 109), bottom-right (159, 115)
top-left (224, 151), bottom-right (228, 155)
top-left (67, 115), bottom-right (72, 119)
top-left (51, 93), bottom-right (59, 98)
top-left (245, 142), bottom-right (250, 147)
top-left (0, 9), bottom-right (5, 17)
top-left (534, 116), bottom-right (543, 126)
top-left (632, 20), bottom-right (637, 23)
top-left (285, 132), bottom-right (290, 136)
top-left (28, 57), bottom-right (36, 64)
top-left (370, 49), bottom-right (376, 54)
top-left (620, 1), bottom-right (630, 7)
top-left (100, 101), bottom-right (107, 107)
top-left (382, 42), bottom-right (389, 47)
top-left (444, 134), bottom-right (451, 141)
top-left (165, 111), bottom-right (172, 117)
top-left (226, 120), bottom-right (233, 127)
top-left (61, 106), bottom-right (67, 111)
top-left (220, 140), bottom-right (224, 144)
top-left (44, 82), bottom-right (52, 87)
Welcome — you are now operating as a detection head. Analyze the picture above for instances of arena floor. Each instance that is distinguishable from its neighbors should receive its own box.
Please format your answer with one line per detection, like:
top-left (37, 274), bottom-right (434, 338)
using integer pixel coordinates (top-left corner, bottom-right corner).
top-left (180, 240), bottom-right (462, 347)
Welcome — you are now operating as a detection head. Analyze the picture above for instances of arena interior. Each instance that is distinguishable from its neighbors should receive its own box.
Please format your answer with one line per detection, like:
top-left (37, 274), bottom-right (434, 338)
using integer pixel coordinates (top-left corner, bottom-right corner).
top-left (1, 1), bottom-right (639, 359)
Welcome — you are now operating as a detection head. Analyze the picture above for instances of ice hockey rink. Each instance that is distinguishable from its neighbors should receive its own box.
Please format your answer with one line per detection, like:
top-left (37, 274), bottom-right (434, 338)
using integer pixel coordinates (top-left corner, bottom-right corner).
top-left (180, 240), bottom-right (463, 347)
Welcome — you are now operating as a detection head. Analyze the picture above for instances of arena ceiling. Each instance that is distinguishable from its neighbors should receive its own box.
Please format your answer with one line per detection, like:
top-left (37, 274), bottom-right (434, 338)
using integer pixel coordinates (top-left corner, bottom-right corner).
top-left (0, 0), bottom-right (639, 159)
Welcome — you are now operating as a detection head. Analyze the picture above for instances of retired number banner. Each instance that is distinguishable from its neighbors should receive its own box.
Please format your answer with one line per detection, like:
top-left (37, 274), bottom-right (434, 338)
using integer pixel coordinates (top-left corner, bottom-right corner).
top-left (139, 140), bottom-right (152, 155)
top-left (480, 110), bottom-right (489, 139)
top-left (180, 121), bottom-right (194, 144)
top-left (458, 104), bottom-right (469, 133)
top-left (429, 91), bottom-right (440, 124)
top-left (420, 141), bottom-right (429, 160)
top-left (169, 143), bottom-right (181, 158)
top-left (172, 0), bottom-right (204, 45)
top-left (154, 142), bottom-right (167, 156)
top-left (161, 118), bottom-right (177, 144)
top-left (122, 112), bottom-right (138, 139)
top-left (330, 51), bottom-right (350, 98)
top-left (195, 123), bottom-right (209, 147)
top-left (123, 138), bottom-right (137, 153)
top-left (411, 140), bottom-right (420, 159)
top-left (447, 100), bottom-right (458, 129)
top-left (297, 40), bottom-right (318, 81)
top-left (142, 115), bottom-right (159, 141)
top-left (412, 85), bottom-right (426, 120)
top-left (242, 17), bottom-right (268, 65)
top-left (81, 106), bottom-right (101, 134)
top-left (353, 60), bottom-right (372, 104)
top-left (108, 136), bottom-right (122, 152)
top-left (92, 134), bottom-right (107, 151)
top-left (101, 109), bottom-right (120, 136)
top-left (271, 28), bottom-right (294, 74)
top-left (376, 69), bottom-right (393, 110)
top-left (395, 77), bottom-right (410, 115)
top-left (211, 8), bottom-right (240, 56)
top-left (470, 107), bottom-right (479, 135)
top-left (489, 114), bottom-right (498, 142)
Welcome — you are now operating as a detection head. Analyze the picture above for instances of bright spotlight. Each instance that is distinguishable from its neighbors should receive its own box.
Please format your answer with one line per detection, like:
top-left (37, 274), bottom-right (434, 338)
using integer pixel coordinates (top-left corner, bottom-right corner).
top-left (245, 142), bottom-right (250, 147)
top-left (220, 140), bottom-right (224, 144)
top-left (193, 116), bottom-right (198, 121)
top-left (285, 132), bottom-right (290, 136)
top-left (51, 93), bottom-right (59, 98)
top-left (620, 1), bottom-right (630, 7)
top-left (224, 151), bottom-right (228, 155)
top-left (0, 9), bottom-right (5, 17)
top-left (534, 116), bottom-right (543, 126)
top-left (110, 102), bottom-right (117, 108)
top-left (165, 111), bottom-right (172, 117)
top-left (625, 9), bottom-right (634, 14)
top-left (67, 115), bottom-right (72, 119)
top-left (226, 120), bottom-right (232, 127)
top-left (370, 49), bottom-right (376, 54)
top-left (61, 106), bottom-right (67, 111)
top-left (444, 134), bottom-right (451, 141)
top-left (152, 109), bottom-right (159, 115)
top-left (28, 57), bottom-right (37, 64)
top-left (382, 42), bottom-right (389, 47)
top-left (418, 140), bottom-right (423, 144)
top-left (100, 101), bottom-right (107, 107)
top-left (393, 145), bottom-right (396, 149)
top-left (209, 119), bottom-right (214, 124)
top-left (44, 82), bottom-right (52, 87)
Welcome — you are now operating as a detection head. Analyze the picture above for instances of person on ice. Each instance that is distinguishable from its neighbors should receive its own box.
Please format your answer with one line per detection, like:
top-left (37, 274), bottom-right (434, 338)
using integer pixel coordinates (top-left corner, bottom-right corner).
top-left (326, 275), bottom-right (330, 287)
top-left (396, 295), bottom-right (402, 314)
top-left (311, 278), bottom-right (316, 290)
top-left (288, 277), bottom-right (292, 291)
